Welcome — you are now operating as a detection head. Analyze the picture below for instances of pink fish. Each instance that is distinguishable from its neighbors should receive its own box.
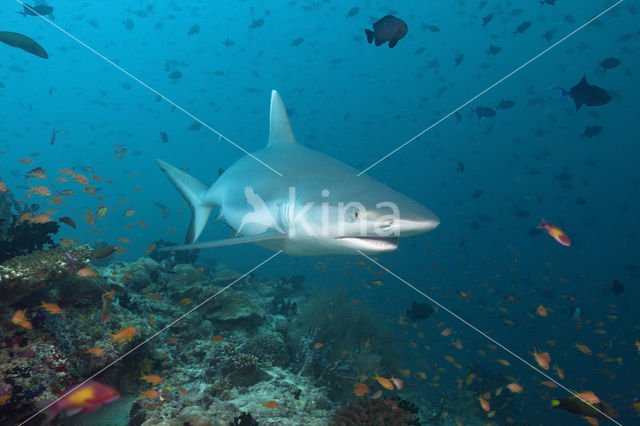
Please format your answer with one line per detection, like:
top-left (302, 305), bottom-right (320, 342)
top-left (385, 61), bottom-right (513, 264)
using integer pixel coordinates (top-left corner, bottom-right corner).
top-left (537, 218), bottom-right (571, 247)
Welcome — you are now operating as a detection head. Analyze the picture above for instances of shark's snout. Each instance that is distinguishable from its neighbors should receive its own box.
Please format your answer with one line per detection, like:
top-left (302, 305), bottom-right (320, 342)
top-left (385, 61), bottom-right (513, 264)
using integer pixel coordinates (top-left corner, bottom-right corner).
top-left (393, 206), bottom-right (440, 237)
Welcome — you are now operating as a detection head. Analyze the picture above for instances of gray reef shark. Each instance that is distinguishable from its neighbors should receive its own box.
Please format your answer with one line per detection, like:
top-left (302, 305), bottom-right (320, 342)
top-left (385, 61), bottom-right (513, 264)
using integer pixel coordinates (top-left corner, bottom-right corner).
top-left (157, 90), bottom-right (439, 255)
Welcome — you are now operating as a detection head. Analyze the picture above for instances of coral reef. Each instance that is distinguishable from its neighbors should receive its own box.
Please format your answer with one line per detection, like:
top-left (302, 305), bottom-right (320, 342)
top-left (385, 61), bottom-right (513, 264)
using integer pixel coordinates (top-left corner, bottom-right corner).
top-left (0, 187), bottom-right (60, 263)
top-left (331, 398), bottom-right (419, 425)
top-left (0, 245), bottom-right (92, 305)
top-left (147, 239), bottom-right (199, 267)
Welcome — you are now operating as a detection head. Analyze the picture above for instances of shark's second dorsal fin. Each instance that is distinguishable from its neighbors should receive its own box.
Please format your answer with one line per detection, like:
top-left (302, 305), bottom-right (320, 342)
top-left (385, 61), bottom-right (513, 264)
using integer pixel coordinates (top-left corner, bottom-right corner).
top-left (268, 90), bottom-right (296, 147)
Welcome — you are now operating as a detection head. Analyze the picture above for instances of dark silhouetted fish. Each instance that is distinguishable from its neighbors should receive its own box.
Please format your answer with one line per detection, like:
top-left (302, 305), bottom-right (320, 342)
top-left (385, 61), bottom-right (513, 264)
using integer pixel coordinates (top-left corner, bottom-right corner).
top-left (514, 21), bottom-right (532, 34)
top-left (188, 24), bottom-right (200, 36)
top-left (556, 76), bottom-right (611, 110)
top-left (581, 125), bottom-right (603, 138)
top-left (599, 57), bottom-right (620, 70)
top-left (539, 0), bottom-right (556, 6)
top-left (487, 44), bottom-right (501, 55)
top-left (454, 53), bottom-right (464, 67)
top-left (406, 301), bottom-right (434, 322)
top-left (497, 99), bottom-right (516, 109)
top-left (16, 4), bottom-right (53, 17)
top-left (543, 30), bottom-right (553, 41)
top-left (249, 18), bottom-right (264, 29)
top-left (473, 106), bottom-right (496, 118)
top-left (365, 15), bottom-right (408, 48)
top-left (345, 7), bottom-right (360, 19)
top-left (160, 131), bottom-right (169, 143)
top-left (168, 70), bottom-right (182, 80)
top-left (0, 31), bottom-right (48, 58)
top-left (482, 14), bottom-right (492, 27)
top-left (608, 279), bottom-right (624, 295)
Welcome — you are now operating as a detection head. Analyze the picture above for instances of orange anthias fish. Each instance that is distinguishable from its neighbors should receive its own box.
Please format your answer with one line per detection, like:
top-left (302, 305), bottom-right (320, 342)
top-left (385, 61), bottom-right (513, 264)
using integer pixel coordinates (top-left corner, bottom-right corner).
top-left (111, 326), bottom-right (138, 344)
top-left (45, 380), bottom-right (119, 423)
top-left (390, 377), bottom-right (403, 390)
top-left (374, 373), bottom-right (394, 390)
top-left (353, 383), bottom-right (370, 396)
top-left (507, 383), bottom-right (523, 393)
top-left (11, 310), bottom-right (32, 329)
top-left (40, 301), bottom-right (62, 314)
top-left (537, 219), bottom-right (571, 247)
top-left (141, 389), bottom-right (159, 398)
top-left (262, 400), bottom-right (278, 409)
top-left (85, 347), bottom-right (104, 356)
top-left (574, 343), bottom-right (592, 355)
top-left (139, 374), bottom-right (163, 385)
top-left (531, 348), bottom-right (551, 370)
top-left (478, 396), bottom-right (490, 412)
top-left (77, 268), bottom-right (98, 277)
top-left (536, 304), bottom-right (548, 317)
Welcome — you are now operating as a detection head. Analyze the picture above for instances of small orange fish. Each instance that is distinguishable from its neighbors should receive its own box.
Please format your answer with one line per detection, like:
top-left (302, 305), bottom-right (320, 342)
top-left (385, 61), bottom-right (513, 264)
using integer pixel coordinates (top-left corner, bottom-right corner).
top-left (141, 389), bottom-right (159, 398)
top-left (72, 173), bottom-right (89, 184)
top-left (19, 158), bottom-right (33, 164)
top-left (77, 268), bottom-right (98, 277)
top-left (11, 310), bottom-right (32, 329)
top-left (374, 373), bottom-right (394, 390)
top-left (539, 380), bottom-right (558, 388)
top-left (506, 383), bottom-right (523, 393)
top-left (40, 301), bottom-right (62, 314)
top-left (555, 365), bottom-right (565, 379)
top-left (147, 315), bottom-right (155, 326)
top-left (313, 342), bottom-right (324, 349)
top-left (28, 214), bottom-right (53, 224)
top-left (441, 328), bottom-right (452, 336)
top-left (390, 377), bottom-right (403, 390)
top-left (125, 209), bottom-right (135, 216)
top-left (634, 340), bottom-right (640, 354)
top-left (530, 348), bottom-right (551, 370)
top-left (140, 374), bottom-right (163, 385)
top-left (574, 343), bottom-right (592, 355)
top-left (0, 181), bottom-right (7, 192)
top-left (118, 237), bottom-right (131, 244)
top-left (111, 326), bottom-right (138, 344)
top-left (496, 359), bottom-right (510, 367)
top-left (178, 387), bottom-right (188, 395)
top-left (179, 298), bottom-right (192, 305)
top-left (136, 220), bottom-right (147, 228)
top-left (211, 335), bottom-right (224, 342)
top-left (30, 185), bottom-right (51, 196)
top-left (478, 397), bottom-right (490, 412)
top-left (146, 243), bottom-right (156, 254)
top-left (536, 304), bottom-right (548, 317)
top-left (538, 218), bottom-right (571, 247)
top-left (575, 391), bottom-right (600, 404)
top-left (466, 372), bottom-right (477, 386)
top-left (85, 347), bottom-right (104, 356)
top-left (146, 293), bottom-right (163, 301)
top-left (262, 400), bottom-right (278, 409)
top-left (353, 382), bottom-right (369, 396)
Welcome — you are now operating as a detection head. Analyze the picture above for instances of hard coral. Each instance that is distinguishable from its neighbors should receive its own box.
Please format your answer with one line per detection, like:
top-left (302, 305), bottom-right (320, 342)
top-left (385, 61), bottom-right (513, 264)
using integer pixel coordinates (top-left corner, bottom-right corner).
top-left (240, 332), bottom-right (289, 367)
top-left (331, 399), bottom-right (418, 426)
top-left (0, 245), bottom-right (92, 305)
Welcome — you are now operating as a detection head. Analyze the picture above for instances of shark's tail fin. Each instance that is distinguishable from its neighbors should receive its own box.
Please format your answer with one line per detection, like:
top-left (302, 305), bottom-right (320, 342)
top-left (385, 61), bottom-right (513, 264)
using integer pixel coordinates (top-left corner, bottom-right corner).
top-left (156, 159), bottom-right (212, 243)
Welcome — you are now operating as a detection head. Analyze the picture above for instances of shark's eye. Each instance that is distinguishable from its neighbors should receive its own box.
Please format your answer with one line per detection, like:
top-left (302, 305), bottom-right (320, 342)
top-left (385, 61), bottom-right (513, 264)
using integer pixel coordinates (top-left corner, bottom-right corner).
top-left (351, 208), bottom-right (364, 222)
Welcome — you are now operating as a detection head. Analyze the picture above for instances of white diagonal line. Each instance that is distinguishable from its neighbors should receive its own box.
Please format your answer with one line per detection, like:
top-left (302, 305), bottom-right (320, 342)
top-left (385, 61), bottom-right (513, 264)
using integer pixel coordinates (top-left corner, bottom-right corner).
top-left (14, 0), bottom-right (283, 176)
top-left (357, 0), bottom-right (623, 176)
top-left (357, 251), bottom-right (622, 426)
top-left (18, 250), bottom-right (283, 426)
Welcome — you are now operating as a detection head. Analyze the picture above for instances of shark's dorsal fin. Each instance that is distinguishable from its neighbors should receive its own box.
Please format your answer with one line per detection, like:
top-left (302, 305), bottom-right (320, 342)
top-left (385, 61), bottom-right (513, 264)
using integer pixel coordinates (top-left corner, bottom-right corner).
top-left (268, 90), bottom-right (296, 147)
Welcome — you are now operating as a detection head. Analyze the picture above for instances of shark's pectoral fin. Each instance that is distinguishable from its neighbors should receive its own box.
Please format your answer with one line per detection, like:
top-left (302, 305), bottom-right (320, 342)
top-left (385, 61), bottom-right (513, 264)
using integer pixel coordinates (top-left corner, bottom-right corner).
top-left (158, 231), bottom-right (287, 252)
top-left (267, 90), bottom-right (297, 147)
top-left (156, 158), bottom-right (213, 243)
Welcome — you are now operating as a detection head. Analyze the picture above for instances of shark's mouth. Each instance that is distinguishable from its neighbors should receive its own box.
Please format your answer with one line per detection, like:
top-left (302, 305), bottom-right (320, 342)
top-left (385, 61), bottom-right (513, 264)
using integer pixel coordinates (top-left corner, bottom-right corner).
top-left (335, 236), bottom-right (399, 253)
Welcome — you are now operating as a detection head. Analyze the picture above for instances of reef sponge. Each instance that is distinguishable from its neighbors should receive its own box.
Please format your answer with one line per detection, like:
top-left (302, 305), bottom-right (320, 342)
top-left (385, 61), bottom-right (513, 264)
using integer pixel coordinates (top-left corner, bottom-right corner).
top-left (331, 398), bottom-right (418, 426)
top-left (0, 245), bottom-right (92, 305)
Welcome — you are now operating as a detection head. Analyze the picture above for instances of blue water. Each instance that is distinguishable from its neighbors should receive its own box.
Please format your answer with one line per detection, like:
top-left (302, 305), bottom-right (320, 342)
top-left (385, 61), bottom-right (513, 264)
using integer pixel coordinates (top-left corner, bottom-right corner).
top-left (1, 0), bottom-right (638, 424)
